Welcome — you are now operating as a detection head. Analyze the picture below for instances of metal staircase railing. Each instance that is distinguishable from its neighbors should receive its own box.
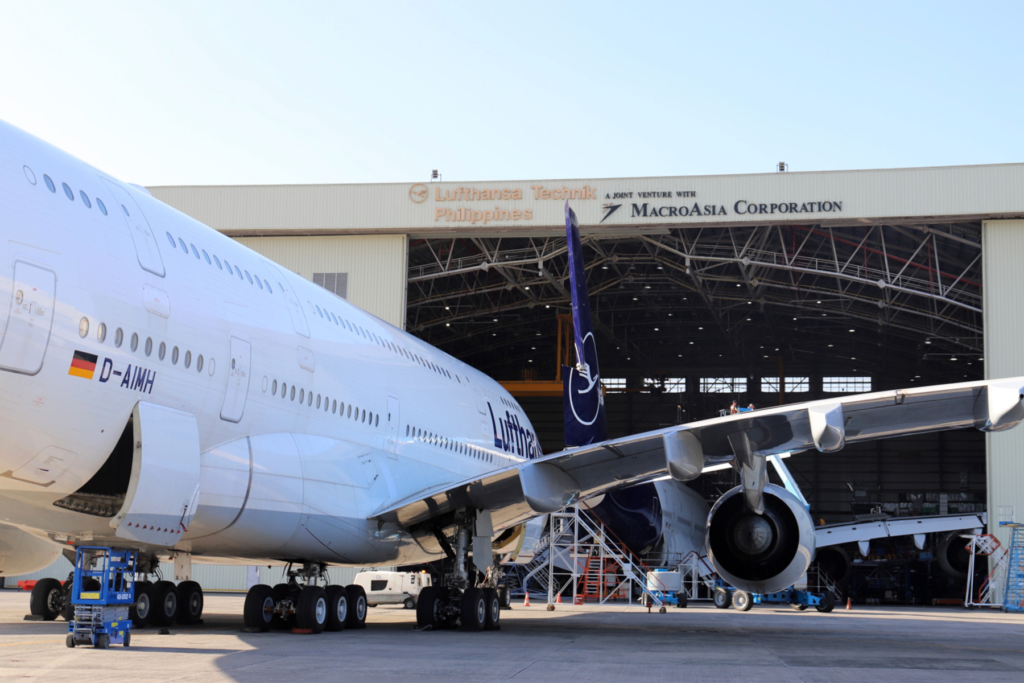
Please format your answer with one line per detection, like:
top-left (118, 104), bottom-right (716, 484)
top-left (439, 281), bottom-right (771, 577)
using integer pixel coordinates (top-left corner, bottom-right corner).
top-left (1001, 523), bottom-right (1024, 612)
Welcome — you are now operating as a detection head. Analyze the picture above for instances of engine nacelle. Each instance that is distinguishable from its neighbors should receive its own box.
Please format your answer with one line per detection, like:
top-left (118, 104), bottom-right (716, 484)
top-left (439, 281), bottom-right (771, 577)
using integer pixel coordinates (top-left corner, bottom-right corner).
top-left (706, 483), bottom-right (815, 594)
top-left (0, 523), bottom-right (62, 576)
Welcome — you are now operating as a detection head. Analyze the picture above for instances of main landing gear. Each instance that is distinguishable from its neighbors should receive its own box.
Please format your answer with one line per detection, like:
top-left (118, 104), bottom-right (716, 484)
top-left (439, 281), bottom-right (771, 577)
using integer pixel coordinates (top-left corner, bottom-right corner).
top-left (243, 562), bottom-right (366, 634)
top-left (415, 510), bottom-right (502, 632)
top-left (28, 557), bottom-right (205, 629)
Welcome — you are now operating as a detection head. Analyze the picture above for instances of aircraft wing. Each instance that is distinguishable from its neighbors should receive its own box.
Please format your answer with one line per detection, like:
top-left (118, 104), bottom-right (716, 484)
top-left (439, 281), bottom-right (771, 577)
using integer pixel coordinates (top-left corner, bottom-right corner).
top-left (373, 377), bottom-right (1024, 534)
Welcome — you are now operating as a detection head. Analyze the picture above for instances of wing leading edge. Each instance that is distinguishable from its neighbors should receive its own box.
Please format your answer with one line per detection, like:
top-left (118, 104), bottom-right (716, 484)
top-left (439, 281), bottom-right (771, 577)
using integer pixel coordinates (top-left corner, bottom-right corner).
top-left (373, 377), bottom-right (1024, 534)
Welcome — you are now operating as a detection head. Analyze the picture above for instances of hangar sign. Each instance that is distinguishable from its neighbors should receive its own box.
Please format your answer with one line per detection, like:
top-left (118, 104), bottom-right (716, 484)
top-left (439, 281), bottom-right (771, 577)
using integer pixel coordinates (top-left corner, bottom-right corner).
top-left (621, 198), bottom-right (845, 220)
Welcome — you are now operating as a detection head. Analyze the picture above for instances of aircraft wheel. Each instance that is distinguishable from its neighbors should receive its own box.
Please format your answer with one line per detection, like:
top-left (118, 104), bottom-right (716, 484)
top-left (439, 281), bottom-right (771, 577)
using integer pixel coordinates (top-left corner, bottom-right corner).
top-left (483, 588), bottom-right (501, 630)
top-left (416, 586), bottom-right (442, 628)
top-left (460, 588), bottom-right (486, 632)
top-left (816, 592), bottom-right (836, 613)
top-left (325, 585), bottom-right (348, 632)
top-left (344, 584), bottom-right (367, 629)
top-left (733, 590), bottom-right (753, 612)
top-left (498, 585), bottom-right (512, 609)
top-left (295, 586), bottom-right (327, 634)
top-left (176, 581), bottom-right (204, 625)
top-left (149, 581), bottom-right (179, 627)
top-left (130, 581), bottom-right (153, 627)
top-left (30, 578), bottom-right (64, 621)
top-left (713, 587), bottom-right (732, 609)
top-left (243, 584), bottom-right (274, 631)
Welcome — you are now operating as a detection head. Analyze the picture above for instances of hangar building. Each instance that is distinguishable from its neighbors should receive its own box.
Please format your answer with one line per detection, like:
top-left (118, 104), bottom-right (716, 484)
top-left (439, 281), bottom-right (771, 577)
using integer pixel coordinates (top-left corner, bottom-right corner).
top-left (147, 163), bottom-right (1024, 558)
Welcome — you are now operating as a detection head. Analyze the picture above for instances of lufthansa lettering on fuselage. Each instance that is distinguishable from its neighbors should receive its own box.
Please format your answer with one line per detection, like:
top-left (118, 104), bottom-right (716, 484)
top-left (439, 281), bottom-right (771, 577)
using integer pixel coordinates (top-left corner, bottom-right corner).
top-left (488, 402), bottom-right (539, 459)
top-left (97, 357), bottom-right (156, 394)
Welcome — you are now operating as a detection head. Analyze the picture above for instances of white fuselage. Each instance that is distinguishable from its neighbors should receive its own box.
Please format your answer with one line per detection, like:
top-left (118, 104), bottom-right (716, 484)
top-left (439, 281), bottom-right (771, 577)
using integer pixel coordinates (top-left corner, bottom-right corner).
top-left (0, 120), bottom-right (541, 567)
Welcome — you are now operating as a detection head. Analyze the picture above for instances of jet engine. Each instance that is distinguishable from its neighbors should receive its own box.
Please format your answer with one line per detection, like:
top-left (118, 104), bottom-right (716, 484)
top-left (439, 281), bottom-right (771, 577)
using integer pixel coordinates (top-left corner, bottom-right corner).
top-left (706, 483), bottom-right (815, 594)
top-left (0, 523), bottom-right (62, 576)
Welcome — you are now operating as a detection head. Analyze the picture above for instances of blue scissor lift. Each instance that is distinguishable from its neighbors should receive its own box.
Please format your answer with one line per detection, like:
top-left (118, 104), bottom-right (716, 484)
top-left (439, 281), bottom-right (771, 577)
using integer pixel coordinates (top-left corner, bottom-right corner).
top-left (66, 546), bottom-right (136, 649)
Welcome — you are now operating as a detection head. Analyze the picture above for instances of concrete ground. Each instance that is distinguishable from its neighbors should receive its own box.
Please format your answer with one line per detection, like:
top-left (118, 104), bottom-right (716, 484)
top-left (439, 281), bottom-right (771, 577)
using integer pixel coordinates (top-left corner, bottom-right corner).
top-left (1, 589), bottom-right (1023, 682)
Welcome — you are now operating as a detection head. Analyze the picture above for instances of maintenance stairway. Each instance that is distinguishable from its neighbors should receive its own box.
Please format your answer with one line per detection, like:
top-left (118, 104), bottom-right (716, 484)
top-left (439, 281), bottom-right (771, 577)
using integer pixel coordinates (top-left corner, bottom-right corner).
top-left (1002, 523), bottom-right (1024, 612)
top-left (504, 504), bottom-right (668, 607)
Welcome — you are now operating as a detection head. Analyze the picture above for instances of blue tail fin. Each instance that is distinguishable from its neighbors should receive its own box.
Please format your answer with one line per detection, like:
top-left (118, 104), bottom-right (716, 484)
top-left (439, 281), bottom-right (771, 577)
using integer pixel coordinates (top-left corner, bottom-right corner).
top-left (563, 202), bottom-right (609, 447)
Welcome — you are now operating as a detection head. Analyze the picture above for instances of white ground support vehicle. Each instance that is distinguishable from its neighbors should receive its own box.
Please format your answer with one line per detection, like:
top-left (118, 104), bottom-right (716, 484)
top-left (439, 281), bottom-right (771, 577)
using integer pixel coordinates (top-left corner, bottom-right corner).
top-left (354, 571), bottom-right (433, 609)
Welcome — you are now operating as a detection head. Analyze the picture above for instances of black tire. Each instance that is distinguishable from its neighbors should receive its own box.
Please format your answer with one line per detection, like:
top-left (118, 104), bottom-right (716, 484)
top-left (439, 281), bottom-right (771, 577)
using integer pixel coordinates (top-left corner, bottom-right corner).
top-left (498, 585), bottom-right (511, 609)
top-left (30, 578), bottom-right (64, 620)
top-left (345, 584), bottom-right (367, 629)
top-left (130, 581), bottom-right (153, 627)
top-left (65, 634), bottom-right (75, 648)
top-left (816, 592), bottom-right (836, 613)
top-left (97, 633), bottom-right (110, 649)
top-left (713, 587), bottom-right (732, 609)
top-left (416, 586), bottom-right (441, 628)
top-left (676, 593), bottom-right (688, 608)
top-left (176, 581), bottom-right (204, 625)
top-left (243, 584), bottom-right (274, 631)
top-left (123, 630), bottom-right (130, 648)
top-left (149, 581), bottom-right (179, 627)
top-left (270, 583), bottom-right (296, 630)
top-left (403, 597), bottom-right (415, 610)
top-left (460, 588), bottom-right (486, 632)
top-left (483, 588), bottom-right (501, 631)
top-left (733, 590), bottom-right (753, 612)
top-left (325, 585), bottom-right (348, 632)
top-left (295, 586), bottom-right (327, 634)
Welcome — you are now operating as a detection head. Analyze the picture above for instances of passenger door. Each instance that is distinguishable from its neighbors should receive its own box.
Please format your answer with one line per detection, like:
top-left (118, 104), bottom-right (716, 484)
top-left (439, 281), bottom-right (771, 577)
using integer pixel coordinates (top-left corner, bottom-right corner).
top-left (100, 178), bottom-right (165, 277)
top-left (0, 260), bottom-right (56, 375)
top-left (220, 334), bottom-right (251, 423)
top-left (385, 394), bottom-right (401, 459)
top-left (263, 261), bottom-right (310, 338)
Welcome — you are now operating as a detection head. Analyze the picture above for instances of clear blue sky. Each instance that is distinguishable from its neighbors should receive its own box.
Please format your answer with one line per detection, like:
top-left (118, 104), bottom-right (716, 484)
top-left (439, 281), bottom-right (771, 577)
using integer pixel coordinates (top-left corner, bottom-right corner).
top-left (2, 1), bottom-right (1021, 186)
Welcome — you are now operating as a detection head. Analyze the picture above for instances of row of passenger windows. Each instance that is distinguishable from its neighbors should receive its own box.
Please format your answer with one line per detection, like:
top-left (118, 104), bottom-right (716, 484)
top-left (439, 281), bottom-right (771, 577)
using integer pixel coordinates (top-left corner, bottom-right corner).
top-left (26, 165), bottom-right (109, 216)
top-left (303, 298), bottom-right (459, 383)
top-left (263, 377), bottom-right (380, 427)
top-left (165, 231), bottom-right (277, 294)
top-left (407, 425), bottom-right (495, 464)
top-left (164, 228), bottom-right (455, 383)
top-left (499, 396), bottom-right (521, 413)
top-left (164, 229), bottom-right (460, 385)
top-left (78, 316), bottom-right (215, 374)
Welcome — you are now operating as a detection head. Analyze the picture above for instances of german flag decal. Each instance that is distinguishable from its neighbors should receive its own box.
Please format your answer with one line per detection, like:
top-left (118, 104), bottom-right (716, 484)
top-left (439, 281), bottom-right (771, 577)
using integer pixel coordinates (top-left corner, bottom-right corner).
top-left (68, 350), bottom-right (98, 379)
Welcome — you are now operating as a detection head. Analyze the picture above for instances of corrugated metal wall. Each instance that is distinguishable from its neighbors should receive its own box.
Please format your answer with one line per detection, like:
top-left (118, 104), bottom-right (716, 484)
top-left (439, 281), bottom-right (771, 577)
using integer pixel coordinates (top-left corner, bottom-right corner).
top-left (234, 235), bottom-right (408, 329)
top-left (982, 219), bottom-right (1024, 548)
top-left (2, 558), bottom-right (392, 592)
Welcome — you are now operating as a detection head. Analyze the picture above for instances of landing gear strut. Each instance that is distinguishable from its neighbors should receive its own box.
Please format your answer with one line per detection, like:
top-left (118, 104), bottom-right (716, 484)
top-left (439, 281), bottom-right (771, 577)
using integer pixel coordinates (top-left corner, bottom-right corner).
top-left (243, 562), bottom-right (363, 634)
top-left (416, 509), bottom-right (502, 632)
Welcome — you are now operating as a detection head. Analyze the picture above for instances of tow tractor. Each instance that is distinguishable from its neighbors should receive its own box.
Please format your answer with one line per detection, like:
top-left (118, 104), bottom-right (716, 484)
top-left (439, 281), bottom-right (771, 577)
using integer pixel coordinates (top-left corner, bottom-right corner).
top-left (712, 580), bottom-right (836, 612)
top-left (66, 546), bottom-right (136, 649)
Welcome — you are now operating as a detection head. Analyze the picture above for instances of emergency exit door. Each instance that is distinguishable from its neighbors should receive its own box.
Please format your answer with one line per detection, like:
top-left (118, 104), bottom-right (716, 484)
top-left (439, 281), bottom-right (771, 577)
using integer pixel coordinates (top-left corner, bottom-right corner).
top-left (0, 260), bottom-right (56, 375)
top-left (220, 334), bottom-right (251, 423)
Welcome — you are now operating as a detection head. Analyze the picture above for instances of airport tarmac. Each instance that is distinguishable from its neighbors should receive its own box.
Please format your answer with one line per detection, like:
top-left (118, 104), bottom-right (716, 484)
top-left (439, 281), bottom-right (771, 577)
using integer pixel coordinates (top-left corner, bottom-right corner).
top-left (1, 589), bottom-right (1023, 682)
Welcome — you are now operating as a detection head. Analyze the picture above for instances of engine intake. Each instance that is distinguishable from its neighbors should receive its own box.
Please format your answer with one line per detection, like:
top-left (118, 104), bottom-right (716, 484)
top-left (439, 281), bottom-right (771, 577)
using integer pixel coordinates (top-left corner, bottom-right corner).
top-left (706, 483), bottom-right (815, 594)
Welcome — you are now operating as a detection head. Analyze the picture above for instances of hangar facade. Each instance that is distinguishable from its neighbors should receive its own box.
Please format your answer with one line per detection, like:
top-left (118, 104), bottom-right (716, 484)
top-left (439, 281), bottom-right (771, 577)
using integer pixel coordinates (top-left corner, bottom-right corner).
top-left (150, 163), bottom-right (1024, 552)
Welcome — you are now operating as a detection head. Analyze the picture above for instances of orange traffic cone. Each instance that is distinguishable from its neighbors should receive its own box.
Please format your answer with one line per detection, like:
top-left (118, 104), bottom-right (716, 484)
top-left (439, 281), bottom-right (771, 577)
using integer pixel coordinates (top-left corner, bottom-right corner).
top-left (556, 592), bottom-right (562, 604)
top-left (846, 598), bottom-right (852, 610)
top-left (524, 592), bottom-right (531, 607)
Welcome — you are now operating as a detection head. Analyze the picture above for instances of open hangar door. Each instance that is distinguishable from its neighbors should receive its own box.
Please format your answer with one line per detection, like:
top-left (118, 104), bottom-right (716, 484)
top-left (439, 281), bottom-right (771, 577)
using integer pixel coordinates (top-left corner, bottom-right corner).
top-left (406, 220), bottom-right (989, 604)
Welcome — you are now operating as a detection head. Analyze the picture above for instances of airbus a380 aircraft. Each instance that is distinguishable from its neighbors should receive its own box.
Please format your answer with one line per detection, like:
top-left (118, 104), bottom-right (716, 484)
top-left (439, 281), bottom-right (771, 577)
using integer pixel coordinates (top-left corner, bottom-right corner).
top-left (1, 118), bottom-right (1022, 634)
